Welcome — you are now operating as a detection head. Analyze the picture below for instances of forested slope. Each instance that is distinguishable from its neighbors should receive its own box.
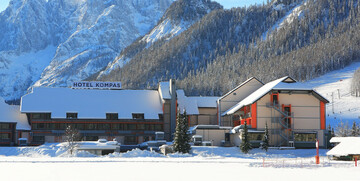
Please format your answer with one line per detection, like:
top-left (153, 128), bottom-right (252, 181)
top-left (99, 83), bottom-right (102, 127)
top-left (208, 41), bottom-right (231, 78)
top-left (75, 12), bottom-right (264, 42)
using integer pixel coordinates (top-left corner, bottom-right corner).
top-left (98, 0), bottom-right (360, 96)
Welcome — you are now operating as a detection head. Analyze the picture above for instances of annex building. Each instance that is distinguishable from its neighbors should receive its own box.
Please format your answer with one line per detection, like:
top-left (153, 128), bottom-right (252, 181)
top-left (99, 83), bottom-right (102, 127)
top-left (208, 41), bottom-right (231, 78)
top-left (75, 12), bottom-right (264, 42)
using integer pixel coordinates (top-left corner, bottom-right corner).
top-left (0, 97), bottom-right (30, 146)
top-left (218, 76), bottom-right (330, 148)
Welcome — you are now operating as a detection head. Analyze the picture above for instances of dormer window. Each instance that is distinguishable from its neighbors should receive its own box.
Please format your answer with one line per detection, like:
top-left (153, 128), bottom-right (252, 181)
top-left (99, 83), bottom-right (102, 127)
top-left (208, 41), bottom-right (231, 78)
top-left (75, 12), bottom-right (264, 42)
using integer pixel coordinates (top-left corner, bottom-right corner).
top-left (106, 113), bottom-right (118, 120)
top-left (158, 114), bottom-right (164, 121)
top-left (66, 113), bottom-right (78, 119)
top-left (132, 113), bottom-right (144, 120)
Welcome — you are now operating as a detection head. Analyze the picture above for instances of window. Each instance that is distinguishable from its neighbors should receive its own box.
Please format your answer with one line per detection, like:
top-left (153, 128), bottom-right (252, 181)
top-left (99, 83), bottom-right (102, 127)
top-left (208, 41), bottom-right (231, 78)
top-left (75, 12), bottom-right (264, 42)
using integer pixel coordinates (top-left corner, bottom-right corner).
top-left (271, 93), bottom-right (279, 105)
top-left (97, 124), bottom-right (110, 130)
top-left (111, 124), bottom-right (122, 130)
top-left (127, 124), bottom-right (136, 130)
top-left (294, 133), bottom-right (316, 142)
top-left (32, 123), bottom-right (46, 130)
top-left (75, 124), bottom-right (85, 130)
top-left (0, 123), bottom-right (10, 129)
top-left (143, 136), bottom-right (154, 142)
top-left (66, 113), bottom-right (78, 119)
top-left (124, 136), bottom-right (137, 145)
top-left (33, 136), bottom-right (45, 142)
top-left (283, 105), bottom-right (292, 128)
top-left (106, 113), bottom-right (118, 120)
top-left (86, 124), bottom-right (96, 130)
top-left (137, 124), bottom-right (145, 130)
top-left (32, 113), bottom-right (51, 119)
top-left (154, 124), bottom-right (163, 131)
top-left (132, 113), bottom-right (144, 120)
top-left (232, 114), bottom-right (240, 121)
top-left (0, 133), bottom-right (10, 139)
top-left (58, 123), bottom-right (66, 130)
top-left (85, 136), bottom-right (98, 141)
top-left (248, 133), bottom-right (264, 141)
top-left (145, 124), bottom-right (155, 131)
top-left (158, 114), bottom-right (164, 121)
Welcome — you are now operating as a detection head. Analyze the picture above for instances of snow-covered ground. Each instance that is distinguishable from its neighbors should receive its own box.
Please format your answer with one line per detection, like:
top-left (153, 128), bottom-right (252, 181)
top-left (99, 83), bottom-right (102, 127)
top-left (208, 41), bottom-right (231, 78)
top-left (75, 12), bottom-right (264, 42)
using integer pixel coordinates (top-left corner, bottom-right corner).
top-left (0, 144), bottom-right (359, 181)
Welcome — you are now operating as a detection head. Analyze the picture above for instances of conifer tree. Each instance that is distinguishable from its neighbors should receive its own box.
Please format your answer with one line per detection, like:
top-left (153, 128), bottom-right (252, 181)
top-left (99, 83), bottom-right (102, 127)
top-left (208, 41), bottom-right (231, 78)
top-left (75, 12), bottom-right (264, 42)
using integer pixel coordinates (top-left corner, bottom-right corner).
top-left (240, 120), bottom-right (252, 154)
top-left (331, 128), bottom-right (335, 138)
top-left (351, 121), bottom-right (359, 136)
top-left (173, 111), bottom-right (191, 153)
top-left (261, 122), bottom-right (269, 152)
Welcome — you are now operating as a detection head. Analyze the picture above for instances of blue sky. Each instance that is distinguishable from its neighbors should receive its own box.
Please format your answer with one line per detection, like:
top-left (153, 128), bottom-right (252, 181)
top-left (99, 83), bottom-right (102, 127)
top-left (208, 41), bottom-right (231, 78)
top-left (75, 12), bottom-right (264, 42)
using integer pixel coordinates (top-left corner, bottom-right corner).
top-left (0, 0), bottom-right (266, 12)
top-left (214, 0), bottom-right (266, 8)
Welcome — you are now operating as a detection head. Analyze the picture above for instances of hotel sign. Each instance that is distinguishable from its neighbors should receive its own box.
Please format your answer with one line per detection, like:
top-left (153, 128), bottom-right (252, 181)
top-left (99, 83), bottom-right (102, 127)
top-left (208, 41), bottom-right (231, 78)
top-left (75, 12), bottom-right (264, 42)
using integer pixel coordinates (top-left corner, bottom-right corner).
top-left (72, 81), bottom-right (122, 89)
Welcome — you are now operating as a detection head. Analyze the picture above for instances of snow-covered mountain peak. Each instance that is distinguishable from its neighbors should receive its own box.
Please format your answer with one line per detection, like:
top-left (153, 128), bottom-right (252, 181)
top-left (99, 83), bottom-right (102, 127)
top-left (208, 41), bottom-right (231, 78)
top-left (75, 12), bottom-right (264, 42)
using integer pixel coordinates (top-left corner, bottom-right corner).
top-left (96, 0), bottom-right (222, 79)
top-left (0, 0), bottom-right (173, 101)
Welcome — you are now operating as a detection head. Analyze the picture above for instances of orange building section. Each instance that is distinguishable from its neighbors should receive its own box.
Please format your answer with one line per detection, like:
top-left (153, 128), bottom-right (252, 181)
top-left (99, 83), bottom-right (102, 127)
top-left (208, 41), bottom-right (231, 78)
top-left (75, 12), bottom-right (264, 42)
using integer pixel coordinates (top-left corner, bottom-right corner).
top-left (320, 101), bottom-right (326, 130)
top-left (251, 103), bottom-right (257, 128)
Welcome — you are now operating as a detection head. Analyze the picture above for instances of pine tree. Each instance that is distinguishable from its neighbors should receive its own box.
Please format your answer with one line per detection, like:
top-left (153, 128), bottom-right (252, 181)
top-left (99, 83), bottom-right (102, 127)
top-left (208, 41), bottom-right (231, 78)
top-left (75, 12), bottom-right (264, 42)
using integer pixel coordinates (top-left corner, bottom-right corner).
top-left (173, 111), bottom-right (191, 153)
top-left (240, 120), bottom-right (252, 154)
top-left (351, 121), bottom-right (359, 136)
top-left (261, 122), bottom-right (269, 152)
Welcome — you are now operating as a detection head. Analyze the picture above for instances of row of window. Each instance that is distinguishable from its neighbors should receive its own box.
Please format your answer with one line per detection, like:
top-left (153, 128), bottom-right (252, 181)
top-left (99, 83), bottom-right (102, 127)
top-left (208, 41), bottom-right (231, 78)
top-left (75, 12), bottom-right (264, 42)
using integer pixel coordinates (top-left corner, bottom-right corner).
top-left (294, 133), bottom-right (316, 142)
top-left (244, 132), bottom-right (316, 142)
top-left (0, 133), bottom-right (10, 139)
top-left (0, 123), bottom-right (11, 130)
top-left (31, 113), bottom-right (164, 120)
top-left (31, 123), bottom-right (163, 131)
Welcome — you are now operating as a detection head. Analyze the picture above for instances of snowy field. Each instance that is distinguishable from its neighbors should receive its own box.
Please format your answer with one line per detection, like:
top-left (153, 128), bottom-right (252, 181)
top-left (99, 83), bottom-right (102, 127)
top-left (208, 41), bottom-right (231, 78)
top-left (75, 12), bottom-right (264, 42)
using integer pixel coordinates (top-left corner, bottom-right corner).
top-left (0, 144), bottom-right (359, 181)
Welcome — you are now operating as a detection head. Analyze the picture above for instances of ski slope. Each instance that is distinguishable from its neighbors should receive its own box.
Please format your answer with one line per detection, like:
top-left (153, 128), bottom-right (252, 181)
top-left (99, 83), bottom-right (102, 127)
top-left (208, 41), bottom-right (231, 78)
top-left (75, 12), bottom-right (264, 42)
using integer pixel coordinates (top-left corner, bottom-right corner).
top-left (306, 62), bottom-right (360, 128)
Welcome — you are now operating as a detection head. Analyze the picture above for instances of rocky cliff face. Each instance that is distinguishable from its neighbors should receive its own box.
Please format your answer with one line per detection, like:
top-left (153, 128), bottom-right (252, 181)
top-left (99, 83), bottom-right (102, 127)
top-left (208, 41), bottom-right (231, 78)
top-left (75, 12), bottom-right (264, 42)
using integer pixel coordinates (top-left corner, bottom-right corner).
top-left (96, 0), bottom-right (222, 79)
top-left (0, 0), bottom-right (172, 101)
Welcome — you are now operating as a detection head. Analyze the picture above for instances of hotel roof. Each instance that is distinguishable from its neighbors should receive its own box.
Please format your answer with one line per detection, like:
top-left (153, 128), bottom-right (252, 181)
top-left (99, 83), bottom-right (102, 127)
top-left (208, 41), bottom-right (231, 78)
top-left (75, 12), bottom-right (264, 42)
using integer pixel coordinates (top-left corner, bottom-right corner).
top-left (20, 87), bottom-right (163, 119)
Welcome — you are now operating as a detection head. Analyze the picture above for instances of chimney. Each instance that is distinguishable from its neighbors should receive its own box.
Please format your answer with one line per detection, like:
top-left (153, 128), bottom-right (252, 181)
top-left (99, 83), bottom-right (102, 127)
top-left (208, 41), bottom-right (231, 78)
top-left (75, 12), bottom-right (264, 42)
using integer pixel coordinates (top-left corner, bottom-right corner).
top-left (169, 79), bottom-right (176, 140)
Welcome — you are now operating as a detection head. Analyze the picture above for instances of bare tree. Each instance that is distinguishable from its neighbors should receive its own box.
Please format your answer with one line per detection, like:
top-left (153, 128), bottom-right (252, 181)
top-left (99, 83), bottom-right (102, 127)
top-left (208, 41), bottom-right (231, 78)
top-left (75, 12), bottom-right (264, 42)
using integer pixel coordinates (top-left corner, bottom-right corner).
top-left (335, 121), bottom-right (351, 137)
top-left (64, 125), bottom-right (81, 155)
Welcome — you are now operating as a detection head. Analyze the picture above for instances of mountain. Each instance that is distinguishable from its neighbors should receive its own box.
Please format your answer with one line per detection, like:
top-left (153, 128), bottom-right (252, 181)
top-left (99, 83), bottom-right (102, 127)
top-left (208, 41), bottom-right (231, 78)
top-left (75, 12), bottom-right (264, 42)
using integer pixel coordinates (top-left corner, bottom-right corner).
top-left (94, 0), bottom-right (300, 90)
top-left (2, 0), bottom-right (360, 102)
top-left (96, 0), bottom-right (360, 96)
top-left (0, 0), bottom-right (172, 102)
top-left (96, 0), bottom-right (222, 79)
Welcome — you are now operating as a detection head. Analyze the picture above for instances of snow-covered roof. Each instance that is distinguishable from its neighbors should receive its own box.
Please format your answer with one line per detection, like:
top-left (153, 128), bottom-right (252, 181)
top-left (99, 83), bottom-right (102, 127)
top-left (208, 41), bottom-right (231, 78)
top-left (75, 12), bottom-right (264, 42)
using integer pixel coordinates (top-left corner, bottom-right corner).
top-left (176, 90), bottom-right (199, 115)
top-left (222, 77), bottom-right (289, 116)
top-left (222, 76), bottom-right (328, 116)
top-left (159, 82), bottom-right (171, 100)
top-left (329, 137), bottom-right (348, 143)
top-left (176, 90), bottom-right (219, 115)
top-left (192, 125), bottom-right (232, 130)
top-left (0, 97), bottom-right (30, 130)
top-left (327, 137), bottom-right (360, 156)
top-left (218, 77), bottom-right (264, 101)
top-left (191, 96), bottom-right (219, 108)
top-left (21, 87), bottom-right (163, 119)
